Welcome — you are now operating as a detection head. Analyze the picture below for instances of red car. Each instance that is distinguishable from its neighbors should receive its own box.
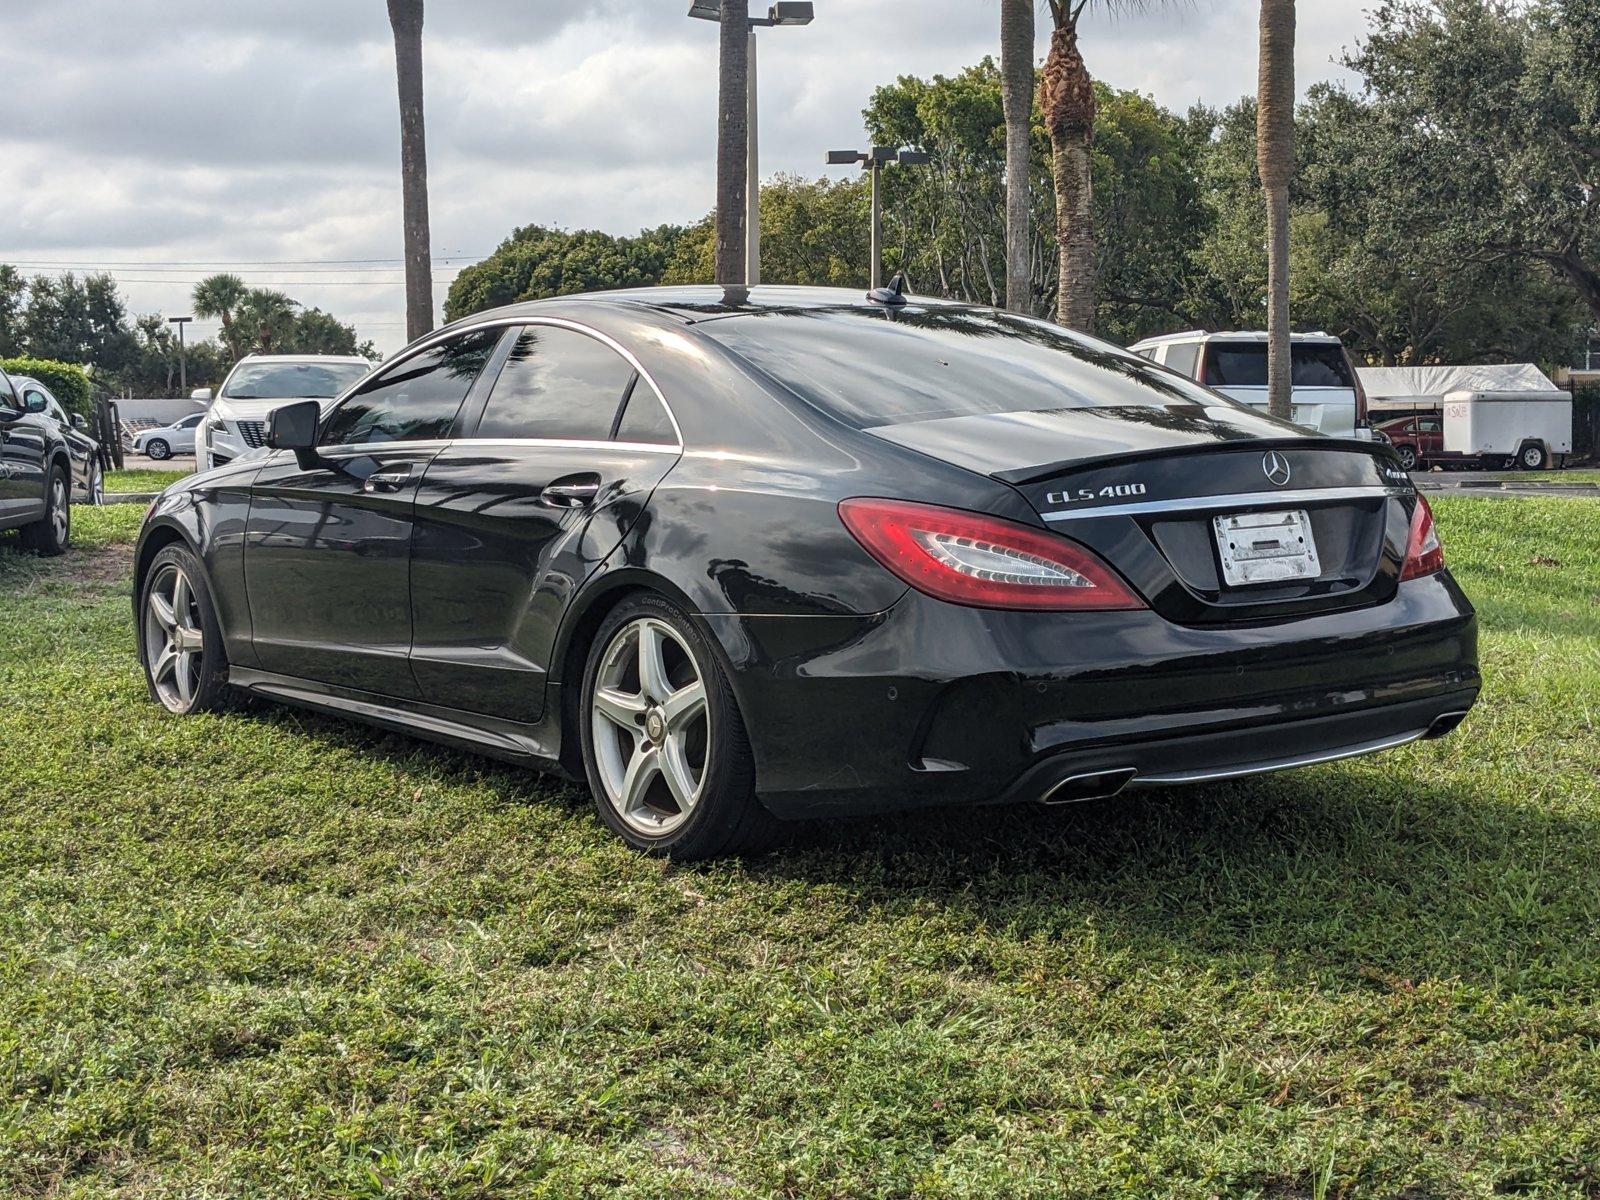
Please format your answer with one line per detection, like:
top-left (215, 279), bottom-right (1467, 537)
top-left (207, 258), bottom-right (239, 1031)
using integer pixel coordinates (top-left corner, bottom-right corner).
top-left (1376, 414), bottom-right (1448, 471)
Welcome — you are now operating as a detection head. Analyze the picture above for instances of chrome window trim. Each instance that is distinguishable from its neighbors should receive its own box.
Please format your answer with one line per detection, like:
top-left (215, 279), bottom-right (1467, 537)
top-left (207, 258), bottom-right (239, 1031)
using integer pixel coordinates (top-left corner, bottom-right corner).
top-left (449, 437), bottom-right (682, 455)
top-left (318, 314), bottom-right (685, 453)
top-left (1039, 484), bottom-right (1411, 523)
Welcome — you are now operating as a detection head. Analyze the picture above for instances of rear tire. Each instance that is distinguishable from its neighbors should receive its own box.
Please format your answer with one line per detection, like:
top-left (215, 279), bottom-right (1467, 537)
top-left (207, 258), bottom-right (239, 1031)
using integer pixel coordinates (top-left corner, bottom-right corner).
top-left (146, 438), bottom-right (171, 461)
top-left (1518, 442), bottom-right (1548, 470)
top-left (1396, 444), bottom-right (1418, 471)
top-left (138, 544), bottom-right (232, 714)
top-left (19, 467), bottom-right (70, 556)
top-left (579, 593), bottom-right (782, 860)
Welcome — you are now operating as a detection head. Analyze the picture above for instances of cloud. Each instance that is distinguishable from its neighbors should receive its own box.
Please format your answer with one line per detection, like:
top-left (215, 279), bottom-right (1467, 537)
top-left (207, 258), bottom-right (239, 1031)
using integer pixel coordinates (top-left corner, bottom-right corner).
top-left (1, 0), bottom-right (1373, 354)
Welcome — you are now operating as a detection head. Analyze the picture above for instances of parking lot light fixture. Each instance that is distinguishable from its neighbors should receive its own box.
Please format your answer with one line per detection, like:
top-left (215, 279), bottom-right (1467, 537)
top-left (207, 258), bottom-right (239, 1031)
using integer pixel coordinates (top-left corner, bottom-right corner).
top-left (690, 1), bottom-right (815, 285)
top-left (825, 146), bottom-right (930, 289)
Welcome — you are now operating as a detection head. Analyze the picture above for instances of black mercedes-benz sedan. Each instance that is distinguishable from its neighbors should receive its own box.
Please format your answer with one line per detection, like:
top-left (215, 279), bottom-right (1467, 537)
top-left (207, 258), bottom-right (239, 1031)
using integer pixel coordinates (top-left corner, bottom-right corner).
top-left (131, 285), bottom-right (1479, 858)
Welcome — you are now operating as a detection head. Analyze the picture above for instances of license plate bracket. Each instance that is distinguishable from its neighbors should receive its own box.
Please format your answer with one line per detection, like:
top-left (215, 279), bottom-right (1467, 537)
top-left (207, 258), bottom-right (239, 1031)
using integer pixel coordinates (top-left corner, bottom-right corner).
top-left (1213, 509), bottom-right (1321, 587)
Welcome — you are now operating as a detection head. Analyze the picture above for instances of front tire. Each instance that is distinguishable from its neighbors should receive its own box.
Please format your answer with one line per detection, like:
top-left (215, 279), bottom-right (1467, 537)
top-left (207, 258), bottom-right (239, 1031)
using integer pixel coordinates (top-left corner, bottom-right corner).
top-left (19, 467), bottom-right (70, 556)
top-left (88, 461), bottom-right (105, 506)
top-left (138, 544), bottom-right (231, 714)
top-left (579, 594), bottom-right (781, 859)
top-left (146, 438), bottom-right (171, 461)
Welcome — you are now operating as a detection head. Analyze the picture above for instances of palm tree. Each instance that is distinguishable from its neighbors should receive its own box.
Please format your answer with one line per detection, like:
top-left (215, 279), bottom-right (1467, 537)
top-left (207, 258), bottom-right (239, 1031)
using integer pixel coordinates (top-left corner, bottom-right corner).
top-left (192, 273), bottom-right (248, 362)
top-left (1257, 0), bottom-right (1296, 420)
top-left (387, 0), bottom-right (434, 342)
top-left (715, 1), bottom-right (751, 285)
top-left (1040, 2), bottom-right (1175, 333)
top-left (235, 289), bottom-right (299, 354)
top-left (1000, 0), bottom-right (1036, 314)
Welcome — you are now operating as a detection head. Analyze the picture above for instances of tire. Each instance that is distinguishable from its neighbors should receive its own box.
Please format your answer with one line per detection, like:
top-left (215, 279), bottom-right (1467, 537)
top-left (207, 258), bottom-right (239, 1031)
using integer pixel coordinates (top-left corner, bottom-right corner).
top-left (137, 544), bottom-right (232, 714)
top-left (19, 466), bottom-right (70, 556)
top-left (1396, 444), bottom-right (1418, 471)
top-left (579, 593), bottom-right (782, 859)
top-left (1518, 442), bottom-right (1547, 470)
top-left (146, 438), bottom-right (171, 461)
top-left (87, 461), bottom-right (105, 506)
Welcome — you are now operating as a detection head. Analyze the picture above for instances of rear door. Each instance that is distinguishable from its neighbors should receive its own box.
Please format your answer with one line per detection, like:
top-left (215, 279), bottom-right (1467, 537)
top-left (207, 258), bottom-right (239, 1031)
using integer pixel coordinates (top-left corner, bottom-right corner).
top-left (243, 326), bottom-right (502, 698)
top-left (408, 321), bottom-right (682, 724)
top-left (2, 383), bottom-right (52, 517)
top-left (1202, 341), bottom-right (1358, 436)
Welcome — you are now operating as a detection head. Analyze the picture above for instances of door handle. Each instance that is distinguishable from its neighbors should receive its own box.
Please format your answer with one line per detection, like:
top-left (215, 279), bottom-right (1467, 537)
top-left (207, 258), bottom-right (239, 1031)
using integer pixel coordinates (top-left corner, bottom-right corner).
top-left (363, 465), bottom-right (417, 494)
top-left (541, 473), bottom-right (602, 509)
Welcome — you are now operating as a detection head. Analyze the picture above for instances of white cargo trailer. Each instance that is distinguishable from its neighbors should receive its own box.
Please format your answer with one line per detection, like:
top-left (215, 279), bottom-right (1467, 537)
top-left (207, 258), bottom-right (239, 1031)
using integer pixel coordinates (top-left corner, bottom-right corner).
top-left (1443, 388), bottom-right (1572, 469)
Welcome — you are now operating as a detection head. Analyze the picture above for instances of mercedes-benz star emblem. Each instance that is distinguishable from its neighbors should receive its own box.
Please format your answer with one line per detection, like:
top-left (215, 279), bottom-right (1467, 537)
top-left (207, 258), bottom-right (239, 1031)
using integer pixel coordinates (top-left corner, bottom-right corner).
top-left (1262, 450), bottom-right (1292, 487)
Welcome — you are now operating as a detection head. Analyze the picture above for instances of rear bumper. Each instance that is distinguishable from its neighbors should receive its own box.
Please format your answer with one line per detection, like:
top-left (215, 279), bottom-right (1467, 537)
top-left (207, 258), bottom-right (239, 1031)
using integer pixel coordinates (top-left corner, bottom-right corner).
top-left (705, 570), bottom-right (1480, 820)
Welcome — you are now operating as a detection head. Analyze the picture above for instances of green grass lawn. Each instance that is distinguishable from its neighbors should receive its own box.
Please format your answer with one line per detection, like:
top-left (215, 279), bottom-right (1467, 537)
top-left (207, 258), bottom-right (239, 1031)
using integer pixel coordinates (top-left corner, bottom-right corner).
top-left (1, 499), bottom-right (1597, 1198)
top-left (104, 468), bottom-right (190, 495)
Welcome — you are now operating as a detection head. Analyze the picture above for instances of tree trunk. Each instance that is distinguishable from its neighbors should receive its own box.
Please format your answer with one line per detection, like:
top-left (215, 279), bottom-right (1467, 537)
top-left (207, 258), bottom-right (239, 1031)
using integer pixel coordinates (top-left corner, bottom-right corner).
top-left (1040, 14), bottom-right (1097, 333)
top-left (1000, 0), bottom-right (1035, 314)
top-left (388, 0), bottom-right (434, 343)
top-left (715, 1), bottom-right (750, 286)
top-left (1257, 0), bottom-right (1296, 420)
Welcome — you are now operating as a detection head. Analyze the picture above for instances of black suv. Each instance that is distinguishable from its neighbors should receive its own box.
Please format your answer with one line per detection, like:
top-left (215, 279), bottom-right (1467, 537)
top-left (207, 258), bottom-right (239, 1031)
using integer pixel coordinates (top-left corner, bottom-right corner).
top-left (0, 367), bottom-right (75, 555)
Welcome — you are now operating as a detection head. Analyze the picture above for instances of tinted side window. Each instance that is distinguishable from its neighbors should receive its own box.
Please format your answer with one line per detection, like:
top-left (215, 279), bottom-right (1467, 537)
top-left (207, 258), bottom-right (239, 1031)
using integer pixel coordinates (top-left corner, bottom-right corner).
top-left (0, 372), bottom-right (14, 407)
top-left (1164, 341), bottom-right (1201, 378)
top-left (615, 387), bottom-right (677, 445)
top-left (476, 326), bottom-right (635, 441)
top-left (1203, 344), bottom-right (1268, 387)
top-left (322, 329), bottom-right (499, 446)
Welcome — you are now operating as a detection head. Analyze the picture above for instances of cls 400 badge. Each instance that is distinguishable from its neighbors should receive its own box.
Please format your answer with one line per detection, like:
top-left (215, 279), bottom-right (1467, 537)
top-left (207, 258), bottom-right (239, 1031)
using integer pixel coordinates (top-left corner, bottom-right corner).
top-left (1045, 483), bottom-right (1149, 506)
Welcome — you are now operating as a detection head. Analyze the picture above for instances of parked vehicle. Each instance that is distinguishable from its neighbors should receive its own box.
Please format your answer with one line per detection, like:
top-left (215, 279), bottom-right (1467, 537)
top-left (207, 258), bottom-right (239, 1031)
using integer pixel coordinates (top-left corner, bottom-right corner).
top-left (1375, 391), bottom-right (1572, 472)
top-left (16, 377), bottom-right (105, 506)
top-left (1129, 331), bottom-right (1371, 439)
top-left (0, 368), bottom-right (80, 553)
top-left (134, 286), bottom-right (1479, 858)
top-left (1376, 414), bottom-right (1443, 471)
top-left (133, 412), bottom-right (205, 460)
top-left (195, 355), bottom-right (373, 471)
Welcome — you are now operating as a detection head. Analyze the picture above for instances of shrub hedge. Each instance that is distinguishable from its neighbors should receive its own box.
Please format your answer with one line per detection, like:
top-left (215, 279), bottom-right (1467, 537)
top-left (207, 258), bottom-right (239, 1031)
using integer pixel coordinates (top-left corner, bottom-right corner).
top-left (0, 357), bottom-right (94, 416)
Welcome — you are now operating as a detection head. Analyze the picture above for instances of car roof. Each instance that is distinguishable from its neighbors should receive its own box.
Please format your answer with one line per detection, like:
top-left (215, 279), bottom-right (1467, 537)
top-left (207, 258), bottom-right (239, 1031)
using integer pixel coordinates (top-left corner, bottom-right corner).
top-left (441, 284), bottom-right (980, 332)
top-left (230, 353), bottom-right (372, 365)
top-left (1130, 330), bottom-right (1343, 348)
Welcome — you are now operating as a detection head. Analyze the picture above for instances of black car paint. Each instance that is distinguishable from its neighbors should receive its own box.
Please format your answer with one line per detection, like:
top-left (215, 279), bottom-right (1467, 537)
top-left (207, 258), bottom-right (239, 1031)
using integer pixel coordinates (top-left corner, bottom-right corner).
top-left (0, 370), bottom-right (84, 530)
top-left (134, 287), bottom-right (1480, 819)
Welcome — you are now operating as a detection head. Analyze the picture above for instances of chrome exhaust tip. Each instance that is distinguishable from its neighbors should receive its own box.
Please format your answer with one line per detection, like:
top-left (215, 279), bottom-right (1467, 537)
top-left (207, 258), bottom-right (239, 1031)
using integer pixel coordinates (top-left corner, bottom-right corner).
top-left (1425, 710), bottom-right (1471, 740)
top-left (1039, 767), bottom-right (1138, 805)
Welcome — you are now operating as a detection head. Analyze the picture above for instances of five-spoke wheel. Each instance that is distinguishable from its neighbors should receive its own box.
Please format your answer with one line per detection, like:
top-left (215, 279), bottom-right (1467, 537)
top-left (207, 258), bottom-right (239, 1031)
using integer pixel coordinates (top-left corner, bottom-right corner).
top-left (590, 616), bottom-right (711, 836)
top-left (144, 562), bottom-right (206, 712)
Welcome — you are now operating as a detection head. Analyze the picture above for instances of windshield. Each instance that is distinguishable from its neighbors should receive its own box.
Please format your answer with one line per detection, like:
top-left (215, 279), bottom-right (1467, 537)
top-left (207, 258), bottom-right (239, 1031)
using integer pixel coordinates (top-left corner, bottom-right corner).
top-left (221, 361), bottom-right (369, 400)
top-left (1203, 342), bottom-right (1355, 389)
top-left (697, 308), bottom-right (1227, 429)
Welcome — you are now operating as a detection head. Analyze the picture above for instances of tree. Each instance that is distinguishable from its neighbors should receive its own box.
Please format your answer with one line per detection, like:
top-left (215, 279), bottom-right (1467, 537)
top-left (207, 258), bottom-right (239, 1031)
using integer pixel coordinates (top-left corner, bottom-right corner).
top-left (0, 265), bottom-right (24, 358)
top-left (192, 274), bottom-right (248, 361)
top-left (388, 0), bottom-right (434, 341)
top-left (1000, 0), bottom-right (1036, 313)
top-left (1346, 0), bottom-right (1600, 331)
top-left (1257, 0), bottom-right (1296, 419)
top-left (1039, 2), bottom-right (1099, 331)
top-left (232, 290), bottom-right (299, 354)
top-left (664, 176), bottom-right (870, 288)
top-left (715, 1), bottom-right (751, 285)
top-left (20, 272), bottom-right (138, 379)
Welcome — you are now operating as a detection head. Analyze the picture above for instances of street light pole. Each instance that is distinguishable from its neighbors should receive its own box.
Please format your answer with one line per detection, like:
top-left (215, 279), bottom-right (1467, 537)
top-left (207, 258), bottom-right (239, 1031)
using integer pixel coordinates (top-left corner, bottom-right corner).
top-left (168, 316), bottom-right (193, 395)
top-left (827, 146), bottom-right (930, 290)
top-left (691, 2), bottom-right (813, 287)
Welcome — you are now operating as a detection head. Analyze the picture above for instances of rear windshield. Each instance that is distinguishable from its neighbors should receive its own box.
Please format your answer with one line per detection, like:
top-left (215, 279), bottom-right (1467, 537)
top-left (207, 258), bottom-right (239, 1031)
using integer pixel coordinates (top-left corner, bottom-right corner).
top-left (696, 308), bottom-right (1222, 429)
top-left (1202, 342), bottom-right (1354, 389)
top-left (221, 361), bottom-right (370, 400)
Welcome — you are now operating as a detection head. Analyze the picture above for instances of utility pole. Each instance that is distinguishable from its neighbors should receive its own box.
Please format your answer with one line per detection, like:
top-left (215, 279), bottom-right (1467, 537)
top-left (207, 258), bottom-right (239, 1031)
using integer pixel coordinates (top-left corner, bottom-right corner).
top-left (168, 316), bottom-right (193, 395)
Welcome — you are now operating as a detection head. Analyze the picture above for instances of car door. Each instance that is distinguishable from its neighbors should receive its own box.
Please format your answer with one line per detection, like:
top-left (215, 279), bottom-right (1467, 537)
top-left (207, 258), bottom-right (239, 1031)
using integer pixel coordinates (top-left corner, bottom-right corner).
top-left (243, 326), bottom-right (502, 698)
top-left (408, 321), bottom-right (682, 724)
top-left (1, 383), bottom-right (52, 519)
top-left (1416, 416), bottom-right (1444, 458)
top-left (174, 412), bottom-right (204, 453)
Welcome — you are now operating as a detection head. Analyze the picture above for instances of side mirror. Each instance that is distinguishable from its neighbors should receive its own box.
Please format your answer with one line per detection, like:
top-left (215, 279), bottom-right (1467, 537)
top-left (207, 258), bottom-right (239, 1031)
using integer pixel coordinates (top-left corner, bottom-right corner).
top-left (267, 399), bottom-right (322, 468)
top-left (191, 387), bottom-right (213, 401)
top-left (22, 393), bottom-right (47, 415)
top-left (71, 413), bottom-right (89, 431)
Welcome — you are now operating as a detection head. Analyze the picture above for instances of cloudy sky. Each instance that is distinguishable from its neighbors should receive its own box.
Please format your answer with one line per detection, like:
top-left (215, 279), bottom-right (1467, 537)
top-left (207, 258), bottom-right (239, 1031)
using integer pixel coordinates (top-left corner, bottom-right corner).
top-left (2, 0), bottom-right (1373, 355)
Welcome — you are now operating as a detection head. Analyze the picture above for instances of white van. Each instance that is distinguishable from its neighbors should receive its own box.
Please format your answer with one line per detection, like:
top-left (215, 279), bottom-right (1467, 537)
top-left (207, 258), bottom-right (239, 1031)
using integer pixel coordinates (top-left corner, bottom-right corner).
top-left (1129, 331), bottom-right (1371, 439)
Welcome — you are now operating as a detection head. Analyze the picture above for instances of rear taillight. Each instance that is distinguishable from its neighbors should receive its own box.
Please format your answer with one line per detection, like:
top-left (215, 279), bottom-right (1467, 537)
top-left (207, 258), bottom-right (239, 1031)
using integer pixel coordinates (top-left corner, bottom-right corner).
top-left (1400, 493), bottom-right (1445, 580)
top-left (838, 497), bottom-right (1145, 612)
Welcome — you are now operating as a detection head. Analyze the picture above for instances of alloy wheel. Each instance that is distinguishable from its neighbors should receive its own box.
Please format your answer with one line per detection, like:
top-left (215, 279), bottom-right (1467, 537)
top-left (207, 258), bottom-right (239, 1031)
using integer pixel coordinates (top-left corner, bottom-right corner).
top-left (90, 466), bottom-right (104, 506)
top-left (589, 617), bottom-right (711, 836)
top-left (49, 477), bottom-right (68, 544)
top-left (144, 564), bottom-right (206, 712)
